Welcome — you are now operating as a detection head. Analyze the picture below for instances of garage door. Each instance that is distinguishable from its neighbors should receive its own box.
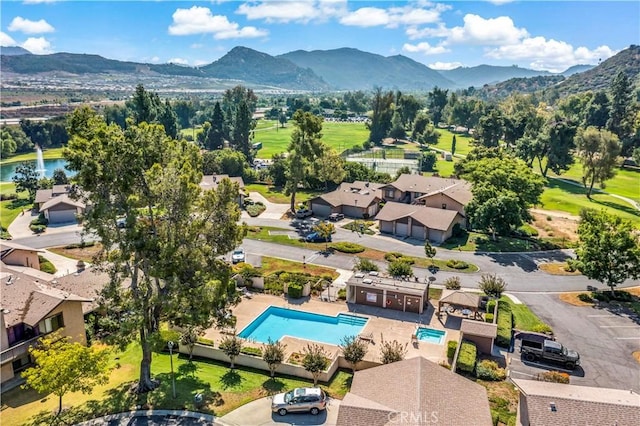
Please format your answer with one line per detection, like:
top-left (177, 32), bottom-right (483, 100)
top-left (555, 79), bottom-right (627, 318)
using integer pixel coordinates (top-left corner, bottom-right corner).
top-left (311, 203), bottom-right (332, 218)
top-left (411, 224), bottom-right (425, 240)
top-left (380, 221), bottom-right (393, 234)
top-left (395, 222), bottom-right (408, 236)
top-left (48, 209), bottom-right (77, 224)
top-left (343, 206), bottom-right (362, 218)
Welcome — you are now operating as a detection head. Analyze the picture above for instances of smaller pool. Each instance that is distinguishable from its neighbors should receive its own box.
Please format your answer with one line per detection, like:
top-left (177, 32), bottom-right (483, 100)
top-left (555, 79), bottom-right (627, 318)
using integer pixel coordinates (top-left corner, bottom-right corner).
top-left (416, 327), bottom-right (446, 345)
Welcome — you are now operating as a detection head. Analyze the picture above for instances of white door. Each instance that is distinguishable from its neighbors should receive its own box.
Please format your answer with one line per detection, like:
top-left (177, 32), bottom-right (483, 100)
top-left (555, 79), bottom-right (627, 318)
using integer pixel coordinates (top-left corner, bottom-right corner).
top-left (48, 209), bottom-right (76, 224)
top-left (395, 222), bottom-right (408, 236)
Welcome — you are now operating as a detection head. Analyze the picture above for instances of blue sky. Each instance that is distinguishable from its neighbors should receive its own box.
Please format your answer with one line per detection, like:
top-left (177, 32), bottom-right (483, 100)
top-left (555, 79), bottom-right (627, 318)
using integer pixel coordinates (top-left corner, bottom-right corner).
top-left (1, 1), bottom-right (638, 72)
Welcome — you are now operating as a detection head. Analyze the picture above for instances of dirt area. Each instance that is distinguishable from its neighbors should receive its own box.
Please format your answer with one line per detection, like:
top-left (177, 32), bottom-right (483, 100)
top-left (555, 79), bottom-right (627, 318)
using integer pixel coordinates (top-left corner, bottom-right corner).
top-left (48, 243), bottom-right (103, 263)
top-left (538, 262), bottom-right (581, 276)
top-left (558, 292), bottom-right (595, 307)
top-left (530, 211), bottom-right (579, 242)
top-left (633, 351), bottom-right (640, 364)
top-left (623, 287), bottom-right (640, 297)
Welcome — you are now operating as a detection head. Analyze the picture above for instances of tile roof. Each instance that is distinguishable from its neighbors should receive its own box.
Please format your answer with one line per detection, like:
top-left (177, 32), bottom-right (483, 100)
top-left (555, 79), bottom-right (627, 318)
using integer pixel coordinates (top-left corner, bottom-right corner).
top-left (40, 194), bottom-right (85, 211)
top-left (311, 181), bottom-right (383, 208)
top-left (376, 202), bottom-right (461, 231)
top-left (337, 357), bottom-right (492, 426)
top-left (513, 379), bottom-right (640, 426)
top-left (460, 319), bottom-right (497, 338)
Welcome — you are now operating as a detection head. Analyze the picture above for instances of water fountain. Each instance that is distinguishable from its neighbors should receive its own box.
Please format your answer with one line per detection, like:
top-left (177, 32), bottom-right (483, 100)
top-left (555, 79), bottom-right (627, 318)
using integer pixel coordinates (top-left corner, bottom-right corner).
top-left (36, 145), bottom-right (46, 177)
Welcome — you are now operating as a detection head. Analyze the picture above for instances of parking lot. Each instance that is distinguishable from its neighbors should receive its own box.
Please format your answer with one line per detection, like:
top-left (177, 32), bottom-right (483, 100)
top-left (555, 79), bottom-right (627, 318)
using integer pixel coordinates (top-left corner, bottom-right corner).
top-left (508, 293), bottom-right (640, 391)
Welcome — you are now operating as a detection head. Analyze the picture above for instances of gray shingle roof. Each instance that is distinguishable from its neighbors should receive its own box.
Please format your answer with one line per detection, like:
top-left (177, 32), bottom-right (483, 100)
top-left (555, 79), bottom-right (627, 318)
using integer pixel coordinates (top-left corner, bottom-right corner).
top-left (337, 357), bottom-right (492, 426)
top-left (200, 175), bottom-right (245, 191)
top-left (51, 268), bottom-right (112, 314)
top-left (376, 202), bottom-right (461, 231)
top-left (513, 379), bottom-right (640, 426)
top-left (384, 174), bottom-right (467, 195)
top-left (40, 194), bottom-right (85, 211)
top-left (311, 181), bottom-right (383, 208)
top-left (460, 319), bottom-right (497, 338)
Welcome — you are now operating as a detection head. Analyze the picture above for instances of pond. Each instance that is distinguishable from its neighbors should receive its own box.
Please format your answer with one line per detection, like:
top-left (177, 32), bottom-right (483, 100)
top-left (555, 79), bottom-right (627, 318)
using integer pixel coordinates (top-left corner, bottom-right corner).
top-left (1, 158), bottom-right (74, 182)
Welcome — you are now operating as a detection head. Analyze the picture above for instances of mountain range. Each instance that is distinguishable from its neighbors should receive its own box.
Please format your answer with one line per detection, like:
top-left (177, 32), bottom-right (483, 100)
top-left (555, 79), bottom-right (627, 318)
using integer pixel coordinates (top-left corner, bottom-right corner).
top-left (2, 44), bottom-right (636, 94)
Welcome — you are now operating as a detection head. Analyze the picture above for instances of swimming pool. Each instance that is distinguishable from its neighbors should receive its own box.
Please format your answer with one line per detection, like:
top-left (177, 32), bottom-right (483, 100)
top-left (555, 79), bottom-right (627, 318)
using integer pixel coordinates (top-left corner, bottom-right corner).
top-left (237, 306), bottom-right (368, 345)
top-left (416, 327), bottom-right (446, 345)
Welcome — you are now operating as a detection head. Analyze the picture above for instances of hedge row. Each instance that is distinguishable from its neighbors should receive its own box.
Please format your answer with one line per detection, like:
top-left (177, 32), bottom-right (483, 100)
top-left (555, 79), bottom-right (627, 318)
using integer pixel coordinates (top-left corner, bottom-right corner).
top-left (330, 242), bottom-right (365, 253)
top-left (457, 340), bottom-right (477, 373)
top-left (447, 340), bottom-right (458, 359)
top-left (496, 301), bottom-right (513, 348)
top-left (287, 282), bottom-right (303, 298)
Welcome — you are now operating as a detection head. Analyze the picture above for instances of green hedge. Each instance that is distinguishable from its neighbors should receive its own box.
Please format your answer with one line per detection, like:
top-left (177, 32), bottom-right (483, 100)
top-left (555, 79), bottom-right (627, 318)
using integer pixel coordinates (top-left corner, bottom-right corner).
top-left (485, 313), bottom-right (494, 323)
top-left (447, 340), bottom-right (458, 359)
top-left (457, 340), bottom-right (477, 373)
top-left (330, 242), bottom-right (365, 253)
top-left (240, 346), bottom-right (263, 357)
top-left (337, 288), bottom-right (346, 300)
top-left (475, 359), bottom-right (506, 381)
top-left (287, 282), bottom-right (303, 298)
top-left (196, 337), bottom-right (214, 347)
top-left (486, 300), bottom-right (496, 314)
top-left (384, 252), bottom-right (404, 261)
top-left (496, 301), bottom-right (513, 348)
top-left (38, 256), bottom-right (57, 274)
top-left (152, 329), bottom-right (181, 352)
top-left (446, 259), bottom-right (469, 269)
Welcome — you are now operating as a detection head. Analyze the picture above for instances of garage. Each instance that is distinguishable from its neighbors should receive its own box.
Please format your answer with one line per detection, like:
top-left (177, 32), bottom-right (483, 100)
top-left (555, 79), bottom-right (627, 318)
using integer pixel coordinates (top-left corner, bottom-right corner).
top-left (343, 205), bottom-right (363, 218)
top-left (46, 209), bottom-right (77, 224)
top-left (310, 200), bottom-right (333, 218)
top-left (379, 221), bottom-right (393, 234)
top-left (395, 222), bottom-right (408, 236)
top-left (40, 196), bottom-right (85, 225)
top-left (411, 224), bottom-right (425, 239)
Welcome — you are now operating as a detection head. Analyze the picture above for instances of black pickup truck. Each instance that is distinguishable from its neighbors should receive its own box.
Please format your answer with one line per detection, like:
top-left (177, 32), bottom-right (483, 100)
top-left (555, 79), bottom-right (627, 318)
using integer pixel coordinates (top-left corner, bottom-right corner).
top-left (520, 337), bottom-right (580, 370)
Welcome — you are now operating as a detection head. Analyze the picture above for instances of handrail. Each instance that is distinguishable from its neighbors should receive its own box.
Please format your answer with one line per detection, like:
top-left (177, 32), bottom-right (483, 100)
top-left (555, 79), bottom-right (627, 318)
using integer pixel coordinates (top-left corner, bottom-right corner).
top-left (0, 335), bottom-right (40, 364)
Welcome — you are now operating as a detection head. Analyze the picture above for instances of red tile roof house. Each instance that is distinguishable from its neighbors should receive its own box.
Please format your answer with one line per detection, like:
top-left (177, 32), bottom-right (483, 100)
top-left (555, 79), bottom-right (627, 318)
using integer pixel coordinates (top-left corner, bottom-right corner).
top-left (34, 184), bottom-right (86, 225)
top-left (309, 181), bottom-right (385, 219)
top-left (0, 267), bottom-right (91, 387)
top-left (513, 379), bottom-right (640, 426)
top-left (336, 357), bottom-right (493, 426)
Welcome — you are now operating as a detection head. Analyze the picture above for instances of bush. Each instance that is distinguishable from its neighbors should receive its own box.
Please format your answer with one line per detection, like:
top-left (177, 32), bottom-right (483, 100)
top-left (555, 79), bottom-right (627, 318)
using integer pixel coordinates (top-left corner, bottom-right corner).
top-left (478, 274), bottom-right (507, 298)
top-left (452, 223), bottom-right (465, 238)
top-left (387, 260), bottom-right (413, 277)
top-left (38, 256), bottom-right (57, 274)
top-left (30, 212), bottom-right (48, 226)
top-left (536, 371), bottom-right (570, 384)
top-left (444, 276), bottom-right (461, 290)
top-left (446, 259), bottom-right (469, 269)
top-left (355, 258), bottom-right (379, 272)
top-left (515, 224), bottom-right (539, 237)
top-left (64, 241), bottom-right (96, 249)
top-left (330, 242), bottom-right (365, 253)
top-left (384, 252), bottom-right (404, 262)
top-left (246, 203), bottom-right (266, 217)
top-left (196, 337), bottom-right (214, 347)
top-left (485, 313), bottom-right (494, 323)
top-left (531, 323), bottom-right (553, 334)
top-left (577, 293), bottom-right (593, 303)
top-left (264, 278), bottom-right (284, 295)
top-left (475, 359), bottom-right (506, 381)
top-left (0, 193), bottom-right (18, 201)
top-left (456, 341), bottom-right (477, 373)
top-left (447, 340), bottom-right (458, 359)
top-left (496, 301), bottom-right (513, 348)
top-left (287, 282), bottom-right (303, 298)
top-left (240, 346), bottom-right (263, 357)
top-left (30, 224), bottom-right (46, 234)
top-left (486, 300), bottom-right (496, 314)
top-left (337, 288), bottom-right (346, 300)
top-left (152, 329), bottom-right (181, 352)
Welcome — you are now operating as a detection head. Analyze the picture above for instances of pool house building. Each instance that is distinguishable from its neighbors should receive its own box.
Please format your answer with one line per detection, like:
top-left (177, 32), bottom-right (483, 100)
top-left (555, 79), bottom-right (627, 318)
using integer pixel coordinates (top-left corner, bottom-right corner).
top-left (345, 273), bottom-right (429, 314)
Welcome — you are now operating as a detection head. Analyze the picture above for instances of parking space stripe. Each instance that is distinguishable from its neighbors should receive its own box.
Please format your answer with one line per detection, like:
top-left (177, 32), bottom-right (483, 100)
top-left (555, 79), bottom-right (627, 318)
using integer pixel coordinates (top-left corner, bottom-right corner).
top-left (614, 337), bottom-right (640, 340)
top-left (599, 325), bottom-right (639, 328)
top-left (587, 314), bottom-right (615, 317)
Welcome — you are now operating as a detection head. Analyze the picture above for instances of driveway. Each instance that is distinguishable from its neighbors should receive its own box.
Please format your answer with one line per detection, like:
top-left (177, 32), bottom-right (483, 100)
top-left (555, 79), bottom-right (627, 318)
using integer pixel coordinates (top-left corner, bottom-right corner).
top-left (245, 192), bottom-right (290, 220)
top-left (217, 396), bottom-right (341, 426)
top-left (508, 293), bottom-right (640, 391)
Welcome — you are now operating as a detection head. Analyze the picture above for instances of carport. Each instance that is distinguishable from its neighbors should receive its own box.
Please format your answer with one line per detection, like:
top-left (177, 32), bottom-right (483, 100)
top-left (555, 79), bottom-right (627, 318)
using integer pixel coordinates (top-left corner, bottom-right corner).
top-left (438, 290), bottom-right (482, 319)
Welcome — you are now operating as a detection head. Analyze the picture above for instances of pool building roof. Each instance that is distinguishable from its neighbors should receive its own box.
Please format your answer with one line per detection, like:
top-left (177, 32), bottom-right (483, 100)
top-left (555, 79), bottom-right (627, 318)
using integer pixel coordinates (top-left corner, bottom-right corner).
top-left (346, 274), bottom-right (428, 297)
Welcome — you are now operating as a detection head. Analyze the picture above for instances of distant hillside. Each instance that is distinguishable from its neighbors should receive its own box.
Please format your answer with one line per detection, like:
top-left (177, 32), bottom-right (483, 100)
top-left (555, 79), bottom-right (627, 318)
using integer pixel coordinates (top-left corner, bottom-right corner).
top-left (280, 48), bottom-right (455, 91)
top-left (556, 45), bottom-right (640, 95)
top-left (438, 65), bottom-right (552, 88)
top-left (0, 46), bottom-right (31, 56)
top-left (200, 46), bottom-right (329, 91)
top-left (561, 64), bottom-right (594, 77)
top-left (474, 75), bottom-right (566, 100)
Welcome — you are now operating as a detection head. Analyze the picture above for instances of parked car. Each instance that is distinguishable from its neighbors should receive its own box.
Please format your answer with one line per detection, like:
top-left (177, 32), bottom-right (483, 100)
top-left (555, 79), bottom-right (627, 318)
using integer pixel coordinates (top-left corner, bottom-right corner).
top-left (328, 213), bottom-right (345, 222)
top-left (295, 208), bottom-right (313, 218)
top-left (231, 248), bottom-right (246, 264)
top-left (520, 337), bottom-right (580, 370)
top-left (271, 387), bottom-right (327, 416)
top-left (305, 232), bottom-right (331, 243)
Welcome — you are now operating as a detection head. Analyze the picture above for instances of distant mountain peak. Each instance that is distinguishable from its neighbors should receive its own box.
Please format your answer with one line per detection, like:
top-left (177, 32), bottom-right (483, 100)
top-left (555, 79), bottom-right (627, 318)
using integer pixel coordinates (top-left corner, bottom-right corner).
top-left (1, 46), bottom-right (31, 56)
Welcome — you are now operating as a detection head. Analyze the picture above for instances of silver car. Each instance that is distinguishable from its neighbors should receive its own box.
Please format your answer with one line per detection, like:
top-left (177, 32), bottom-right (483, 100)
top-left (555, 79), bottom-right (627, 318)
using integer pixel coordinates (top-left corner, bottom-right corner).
top-left (271, 387), bottom-right (327, 416)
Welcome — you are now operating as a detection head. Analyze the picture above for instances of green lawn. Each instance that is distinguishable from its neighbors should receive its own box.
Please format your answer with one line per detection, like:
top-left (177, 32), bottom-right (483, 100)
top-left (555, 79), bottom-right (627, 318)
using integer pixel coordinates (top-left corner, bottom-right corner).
top-left (500, 296), bottom-right (551, 332)
top-left (441, 231), bottom-right (547, 252)
top-left (0, 183), bottom-right (31, 236)
top-left (1, 342), bottom-right (352, 426)
top-left (540, 179), bottom-right (640, 224)
top-left (245, 183), bottom-right (321, 205)
top-left (548, 163), bottom-right (640, 202)
top-left (435, 129), bottom-right (474, 157)
top-left (429, 156), bottom-right (457, 177)
top-left (0, 147), bottom-right (65, 165)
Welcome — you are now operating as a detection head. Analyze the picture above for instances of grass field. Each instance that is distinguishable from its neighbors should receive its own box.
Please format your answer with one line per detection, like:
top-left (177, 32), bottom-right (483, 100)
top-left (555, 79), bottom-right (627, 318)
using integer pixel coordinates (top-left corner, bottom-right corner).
top-left (245, 183), bottom-right (321, 204)
top-left (549, 163), bottom-right (640, 202)
top-left (0, 147), bottom-right (65, 165)
top-left (0, 182), bottom-right (31, 235)
top-left (261, 256), bottom-right (339, 279)
top-left (500, 296), bottom-right (551, 332)
top-left (0, 342), bottom-right (351, 426)
top-left (435, 129), bottom-right (474, 157)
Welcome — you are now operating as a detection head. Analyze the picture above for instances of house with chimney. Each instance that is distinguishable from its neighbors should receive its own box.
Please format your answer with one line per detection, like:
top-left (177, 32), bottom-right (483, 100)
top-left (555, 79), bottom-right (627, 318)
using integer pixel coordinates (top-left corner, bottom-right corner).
top-left (34, 184), bottom-right (86, 225)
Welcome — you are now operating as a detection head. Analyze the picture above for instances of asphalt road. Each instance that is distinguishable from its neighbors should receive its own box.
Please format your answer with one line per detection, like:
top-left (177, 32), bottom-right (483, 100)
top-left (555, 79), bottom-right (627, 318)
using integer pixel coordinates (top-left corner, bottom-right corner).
top-left (217, 396), bottom-right (341, 426)
top-left (509, 293), bottom-right (640, 392)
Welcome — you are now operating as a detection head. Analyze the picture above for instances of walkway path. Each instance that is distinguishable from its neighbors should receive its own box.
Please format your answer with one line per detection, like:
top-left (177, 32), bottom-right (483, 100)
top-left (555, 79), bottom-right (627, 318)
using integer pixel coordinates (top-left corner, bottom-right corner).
top-left (246, 191), bottom-right (290, 220)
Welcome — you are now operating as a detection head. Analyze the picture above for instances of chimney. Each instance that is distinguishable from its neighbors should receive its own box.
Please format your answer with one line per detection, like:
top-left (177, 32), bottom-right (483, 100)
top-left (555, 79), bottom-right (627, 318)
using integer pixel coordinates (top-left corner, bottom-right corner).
top-left (550, 402), bottom-right (557, 412)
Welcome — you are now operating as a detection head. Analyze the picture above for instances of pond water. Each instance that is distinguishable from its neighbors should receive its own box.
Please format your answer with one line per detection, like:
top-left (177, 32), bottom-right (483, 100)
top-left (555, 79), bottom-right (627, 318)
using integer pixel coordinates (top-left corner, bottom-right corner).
top-left (1, 158), bottom-right (74, 182)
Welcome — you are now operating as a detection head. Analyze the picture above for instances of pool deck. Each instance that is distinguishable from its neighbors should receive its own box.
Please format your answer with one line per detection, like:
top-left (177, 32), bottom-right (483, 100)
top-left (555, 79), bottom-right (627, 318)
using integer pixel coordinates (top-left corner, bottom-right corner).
top-left (204, 293), bottom-right (463, 365)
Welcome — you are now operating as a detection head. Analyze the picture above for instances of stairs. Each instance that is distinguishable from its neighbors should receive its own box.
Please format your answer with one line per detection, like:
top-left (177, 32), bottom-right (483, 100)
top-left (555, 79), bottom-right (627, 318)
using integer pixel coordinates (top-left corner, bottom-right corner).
top-left (337, 314), bottom-right (368, 326)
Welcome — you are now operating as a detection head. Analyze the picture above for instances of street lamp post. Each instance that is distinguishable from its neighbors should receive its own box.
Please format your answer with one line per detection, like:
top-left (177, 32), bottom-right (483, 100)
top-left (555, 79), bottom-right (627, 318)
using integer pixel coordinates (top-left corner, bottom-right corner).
top-left (168, 341), bottom-right (176, 399)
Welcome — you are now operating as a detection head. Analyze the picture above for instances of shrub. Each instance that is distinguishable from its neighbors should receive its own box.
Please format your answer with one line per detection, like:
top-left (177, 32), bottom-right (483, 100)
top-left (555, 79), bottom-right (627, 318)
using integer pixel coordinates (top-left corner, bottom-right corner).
top-left (478, 274), bottom-right (507, 298)
top-left (337, 288), bottom-right (346, 300)
top-left (264, 278), bottom-right (284, 295)
top-left (330, 242), bottom-right (365, 253)
top-left (447, 340), bottom-right (458, 359)
top-left (246, 203), bottom-right (266, 217)
top-left (452, 223), bottom-right (465, 237)
top-left (485, 313), bottom-right (494, 323)
top-left (240, 346), bottom-right (263, 357)
top-left (387, 260), bottom-right (413, 277)
top-left (456, 341), bottom-right (477, 373)
top-left (355, 258), bottom-right (379, 272)
top-left (0, 193), bottom-right (18, 201)
top-left (30, 212), bottom-right (48, 226)
top-left (30, 224), bottom-right (46, 234)
top-left (475, 359), bottom-right (506, 381)
top-left (287, 282), bottom-right (303, 298)
top-left (496, 301), bottom-right (513, 348)
top-left (384, 252), bottom-right (404, 262)
top-left (531, 323), bottom-right (553, 334)
top-left (151, 329), bottom-right (181, 352)
top-left (398, 256), bottom-right (415, 264)
top-left (515, 224), bottom-right (539, 237)
top-left (444, 276), bottom-right (461, 290)
top-left (536, 371), bottom-right (570, 384)
top-left (379, 337), bottom-right (408, 364)
top-left (196, 337), bottom-right (214, 346)
top-left (486, 300), bottom-right (496, 314)
top-left (64, 241), bottom-right (96, 249)
top-left (38, 256), bottom-right (57, 274)
top-left (577, 293), bottom-right (593, 303)
top-left (446, 259), bottom-right (469, 269)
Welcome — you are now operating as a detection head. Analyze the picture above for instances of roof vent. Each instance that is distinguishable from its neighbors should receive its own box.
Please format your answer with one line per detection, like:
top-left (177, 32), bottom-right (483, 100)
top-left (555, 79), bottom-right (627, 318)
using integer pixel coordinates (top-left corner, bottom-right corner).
top-left (362, 278), bottom-right (373, 284)
top-left (550, 402), bottom-right (557, 412)
top-left (6, 275), bottom-right (13, 285)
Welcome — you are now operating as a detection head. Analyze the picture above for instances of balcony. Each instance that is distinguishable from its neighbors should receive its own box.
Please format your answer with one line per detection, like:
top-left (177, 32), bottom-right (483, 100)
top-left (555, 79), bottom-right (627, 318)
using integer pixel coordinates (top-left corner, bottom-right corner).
top-left (1, 336), bottom-right (40, 364)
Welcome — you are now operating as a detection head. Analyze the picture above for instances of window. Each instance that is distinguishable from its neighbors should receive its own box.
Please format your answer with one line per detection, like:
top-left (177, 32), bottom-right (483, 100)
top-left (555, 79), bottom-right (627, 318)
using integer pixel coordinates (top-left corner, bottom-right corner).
top-left (38, 313), bottom-right (64, 334)
top-left (442, 203), bottom-right (447, 209)
top-left (366, 292), bottom-right (377, 303)
top-left (385, 189), bottom-right (394, 198)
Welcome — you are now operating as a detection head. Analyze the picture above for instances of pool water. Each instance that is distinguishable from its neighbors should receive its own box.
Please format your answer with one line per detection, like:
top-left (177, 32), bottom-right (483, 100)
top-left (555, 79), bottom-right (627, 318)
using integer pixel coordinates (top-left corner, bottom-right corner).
top-left (238, 306), bottom-right (368, 345)
top-left (416, 327), bottom-right (446, 345)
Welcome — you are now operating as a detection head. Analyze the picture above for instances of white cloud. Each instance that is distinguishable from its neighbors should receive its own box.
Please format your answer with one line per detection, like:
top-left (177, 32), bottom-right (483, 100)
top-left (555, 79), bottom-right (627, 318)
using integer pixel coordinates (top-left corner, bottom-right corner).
top-left (236, 0), bottom-right (347, 23)
top-left (23, 0), bottom-right (58, 4)
top-left (8, 16), bottom-right (55, 34)
top-left (486, 0), bottom-right (515, 5)
top-left (22, 37), bottom-right (52, 54)
top-left (402, 42), bottom-right (448, 55)
top-left (193, 59), bottom-right (211, 67)
top-left (486, 37), bottom-right (616, 72)
top-left (406, 23), bottom-right (450, 40)
top-left (341, 3), bottom-right (449, 28)
top-left (340, 7), bottom-right (389, 27)
top-left (447, 14), bottom-right (528, 45)
top-left (150, 56), bottom-right (160, 63)
top-left (168, 57), bottom-right (189, 65)
top-left (428, 61), bottom-right (463, 70)
top-left (0, 31), bottom-right (18, 46)
top-left (168, 6), bottom-right (267, 39)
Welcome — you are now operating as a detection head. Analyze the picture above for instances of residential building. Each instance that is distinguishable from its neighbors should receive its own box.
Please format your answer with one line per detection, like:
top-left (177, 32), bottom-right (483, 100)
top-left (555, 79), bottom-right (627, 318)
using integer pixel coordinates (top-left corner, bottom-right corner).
top-left (200, 175), bottom-right (246, 207)
top-left (336, 356), bottom-right (493, 425)
top-left (0, 240), bottom-right (42, 269)
top-left (309, 181), bottom-right (384, 218)
top-left (379, 174), bottom-right (469, 205)
top-left (34, 184), bottom-right (86, 224)
top-left (376, 202), bottom-right (466, 243)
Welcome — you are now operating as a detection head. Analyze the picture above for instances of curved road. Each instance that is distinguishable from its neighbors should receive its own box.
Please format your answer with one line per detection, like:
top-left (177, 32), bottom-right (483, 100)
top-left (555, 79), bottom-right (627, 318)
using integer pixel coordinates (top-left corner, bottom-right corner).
top-left (12, 217), bottom-right (639, 293)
